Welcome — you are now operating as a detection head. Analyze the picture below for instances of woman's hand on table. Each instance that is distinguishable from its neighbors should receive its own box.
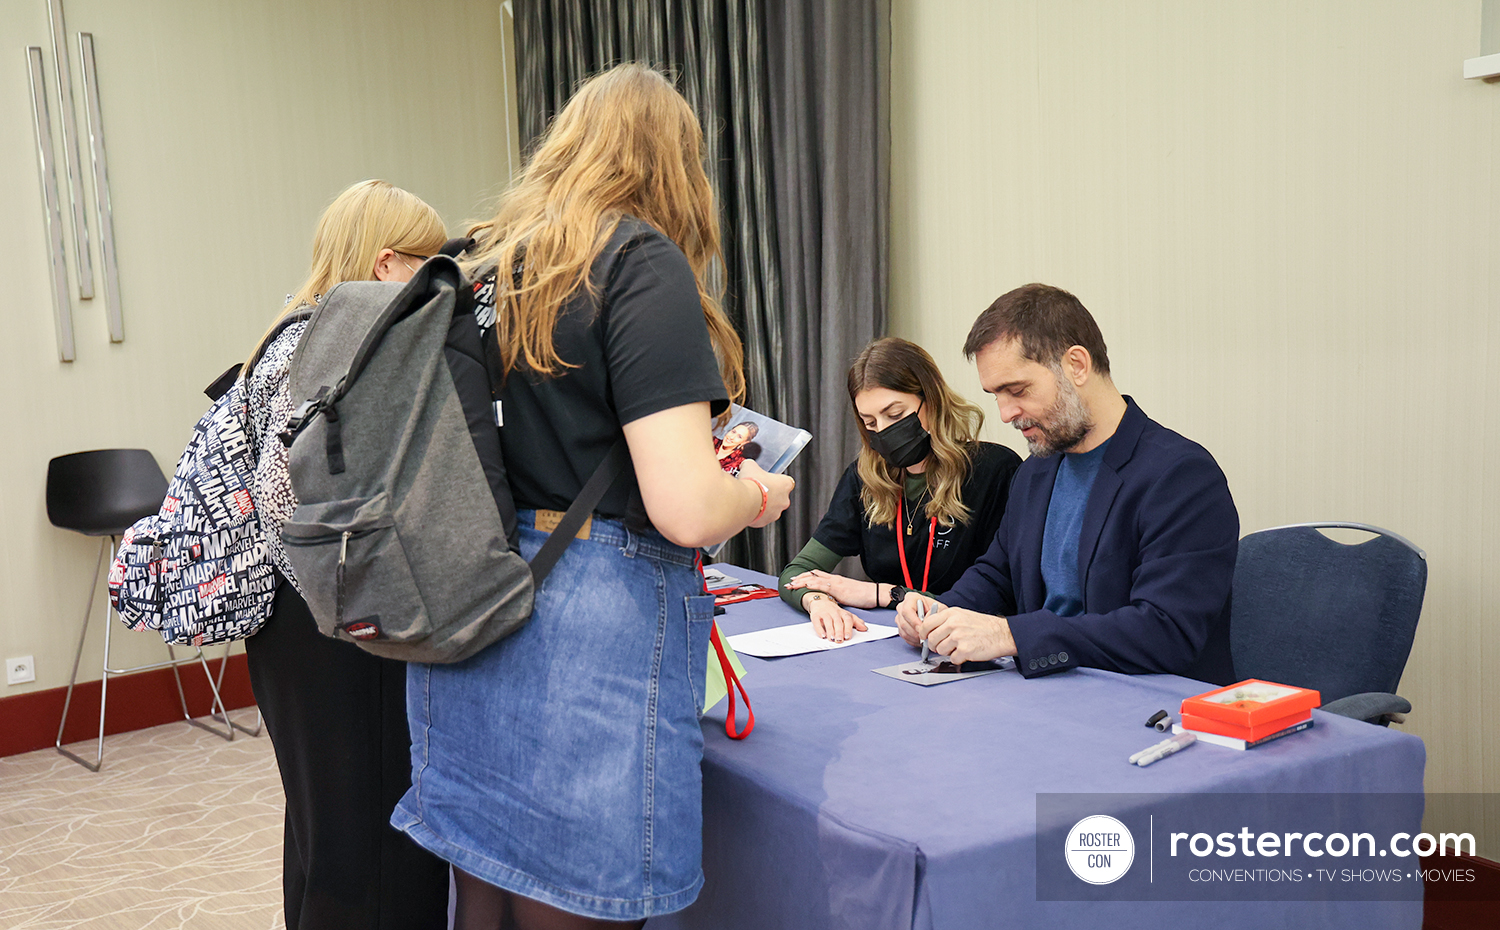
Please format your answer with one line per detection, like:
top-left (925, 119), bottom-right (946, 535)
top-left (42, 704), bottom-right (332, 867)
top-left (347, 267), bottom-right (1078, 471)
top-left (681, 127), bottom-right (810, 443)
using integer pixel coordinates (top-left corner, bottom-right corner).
top-left (802, 592), bottom-right (868, 643)
top-left (784, 569), bottom-right (881, 609)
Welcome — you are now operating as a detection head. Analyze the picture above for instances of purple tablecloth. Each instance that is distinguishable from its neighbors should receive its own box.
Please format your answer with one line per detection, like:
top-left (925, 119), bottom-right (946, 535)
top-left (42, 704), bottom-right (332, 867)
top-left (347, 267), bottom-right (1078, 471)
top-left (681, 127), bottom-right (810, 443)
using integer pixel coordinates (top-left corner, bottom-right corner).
top-left (647, 567), bottom-right (1426, 930)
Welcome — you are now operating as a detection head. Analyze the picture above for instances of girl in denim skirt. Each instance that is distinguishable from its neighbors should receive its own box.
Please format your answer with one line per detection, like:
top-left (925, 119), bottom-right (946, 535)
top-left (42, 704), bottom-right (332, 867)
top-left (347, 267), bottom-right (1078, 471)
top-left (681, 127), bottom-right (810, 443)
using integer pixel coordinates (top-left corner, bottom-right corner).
top-left (391, 64), bottom-right (794, 930)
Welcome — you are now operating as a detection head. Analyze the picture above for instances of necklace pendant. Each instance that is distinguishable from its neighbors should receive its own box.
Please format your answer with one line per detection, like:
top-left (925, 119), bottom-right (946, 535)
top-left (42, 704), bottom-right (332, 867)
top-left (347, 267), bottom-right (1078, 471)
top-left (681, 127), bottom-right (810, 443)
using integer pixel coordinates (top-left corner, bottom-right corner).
top-left (906, 526), bottom-right (912, 535)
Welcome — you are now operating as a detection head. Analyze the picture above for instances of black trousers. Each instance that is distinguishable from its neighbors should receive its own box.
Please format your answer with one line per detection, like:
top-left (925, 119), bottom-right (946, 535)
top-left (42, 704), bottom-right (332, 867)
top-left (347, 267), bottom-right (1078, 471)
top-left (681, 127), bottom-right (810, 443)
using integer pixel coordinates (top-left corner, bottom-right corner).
top-left (246, 576), bottom-right (449, 930)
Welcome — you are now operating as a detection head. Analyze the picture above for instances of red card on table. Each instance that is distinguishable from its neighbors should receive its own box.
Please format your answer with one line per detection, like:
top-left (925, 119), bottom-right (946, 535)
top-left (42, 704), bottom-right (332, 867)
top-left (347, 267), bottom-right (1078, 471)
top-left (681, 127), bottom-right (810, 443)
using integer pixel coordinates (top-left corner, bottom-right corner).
top-left (712, 584), bottom-right (780, 606)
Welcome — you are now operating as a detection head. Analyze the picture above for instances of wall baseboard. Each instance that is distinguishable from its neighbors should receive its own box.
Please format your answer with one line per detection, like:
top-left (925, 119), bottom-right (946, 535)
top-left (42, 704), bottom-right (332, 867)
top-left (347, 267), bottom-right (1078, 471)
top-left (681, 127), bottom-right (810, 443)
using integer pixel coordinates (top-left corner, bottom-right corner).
top-left (1423, 852), bottom-right (1500, 929)
top-left (0, 653), bottom-right (256, 758)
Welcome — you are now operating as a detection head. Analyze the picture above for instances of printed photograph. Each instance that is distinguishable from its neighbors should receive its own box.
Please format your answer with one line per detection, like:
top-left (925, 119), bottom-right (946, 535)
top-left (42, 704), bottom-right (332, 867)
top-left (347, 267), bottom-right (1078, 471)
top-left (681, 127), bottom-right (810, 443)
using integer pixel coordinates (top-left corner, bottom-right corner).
top-left (712, 404), bottom-right (811, 476)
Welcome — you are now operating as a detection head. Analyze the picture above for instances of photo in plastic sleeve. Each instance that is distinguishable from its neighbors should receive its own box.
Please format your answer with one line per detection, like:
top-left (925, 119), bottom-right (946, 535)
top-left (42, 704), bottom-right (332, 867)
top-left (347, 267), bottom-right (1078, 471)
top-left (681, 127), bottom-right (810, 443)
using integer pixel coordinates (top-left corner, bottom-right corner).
top-left (713, 404), bottom-right (811, 476)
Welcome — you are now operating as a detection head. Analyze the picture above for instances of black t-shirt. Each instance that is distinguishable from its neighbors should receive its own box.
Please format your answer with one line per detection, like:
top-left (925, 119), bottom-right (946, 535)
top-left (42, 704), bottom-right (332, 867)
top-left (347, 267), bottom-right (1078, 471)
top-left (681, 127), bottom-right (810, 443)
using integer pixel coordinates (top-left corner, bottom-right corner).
top-left (811, 442), bottom-right (1022, 595)
top-left (474, 219), bottom-right (729, 527)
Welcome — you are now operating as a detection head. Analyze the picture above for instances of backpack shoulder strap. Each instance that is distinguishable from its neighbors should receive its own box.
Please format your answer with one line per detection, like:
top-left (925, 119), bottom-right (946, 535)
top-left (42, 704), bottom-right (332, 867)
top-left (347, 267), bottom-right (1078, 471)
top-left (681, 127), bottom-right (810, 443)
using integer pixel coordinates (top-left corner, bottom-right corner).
top-left (439, 236), bottom-right (475, 258)
top-left (203, 365), bottom-right (240, 402)
top-left (527, 438), bottom-right (629, 585)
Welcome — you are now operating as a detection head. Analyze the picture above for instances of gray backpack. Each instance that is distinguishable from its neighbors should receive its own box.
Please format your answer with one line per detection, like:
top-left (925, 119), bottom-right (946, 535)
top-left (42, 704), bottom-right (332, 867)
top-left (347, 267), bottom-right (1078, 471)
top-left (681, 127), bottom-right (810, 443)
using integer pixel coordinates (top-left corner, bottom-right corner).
top-left (278, 256), bottom-right (624, 663)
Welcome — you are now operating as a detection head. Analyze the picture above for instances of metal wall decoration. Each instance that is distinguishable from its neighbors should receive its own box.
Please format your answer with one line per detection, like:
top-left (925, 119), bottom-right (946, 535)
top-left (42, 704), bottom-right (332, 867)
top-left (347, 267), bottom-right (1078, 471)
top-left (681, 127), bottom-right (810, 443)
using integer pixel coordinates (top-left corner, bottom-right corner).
top-left (27, 46), bottom-right (76, 362)
top-left (78, 34), bottom-right (122, 342)
top-left (47, 0), bottom-right (94, 301)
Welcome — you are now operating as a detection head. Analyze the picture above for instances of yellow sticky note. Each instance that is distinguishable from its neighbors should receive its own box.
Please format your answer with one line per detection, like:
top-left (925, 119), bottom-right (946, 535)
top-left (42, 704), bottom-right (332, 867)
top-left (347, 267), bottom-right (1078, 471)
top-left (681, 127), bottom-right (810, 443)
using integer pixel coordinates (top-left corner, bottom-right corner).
top-left (703, 622), bottom-right (748, 712)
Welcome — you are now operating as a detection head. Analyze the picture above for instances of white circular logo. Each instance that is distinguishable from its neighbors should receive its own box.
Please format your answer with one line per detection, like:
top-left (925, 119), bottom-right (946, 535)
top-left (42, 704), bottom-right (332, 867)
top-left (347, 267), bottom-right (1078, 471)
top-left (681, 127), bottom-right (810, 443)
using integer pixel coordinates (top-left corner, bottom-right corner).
top-left (1065, 815), bottom-right (1135, 884)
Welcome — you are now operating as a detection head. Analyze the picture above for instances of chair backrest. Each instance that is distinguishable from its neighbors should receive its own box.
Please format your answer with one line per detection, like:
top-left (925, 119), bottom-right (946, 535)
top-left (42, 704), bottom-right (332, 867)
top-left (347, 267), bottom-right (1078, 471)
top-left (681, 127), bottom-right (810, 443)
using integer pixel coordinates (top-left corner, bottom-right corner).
top-left (46, 449), bottom-right (168, 536)
top-left (1230, 523), bottom-right (1426, 703)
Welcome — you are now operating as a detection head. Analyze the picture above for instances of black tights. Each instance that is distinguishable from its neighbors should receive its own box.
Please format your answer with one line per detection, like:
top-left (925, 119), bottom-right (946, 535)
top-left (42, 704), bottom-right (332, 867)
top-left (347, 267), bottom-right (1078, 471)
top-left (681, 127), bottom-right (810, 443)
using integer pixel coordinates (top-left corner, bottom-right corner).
top-left (453, 869), bottom-right (647, 930)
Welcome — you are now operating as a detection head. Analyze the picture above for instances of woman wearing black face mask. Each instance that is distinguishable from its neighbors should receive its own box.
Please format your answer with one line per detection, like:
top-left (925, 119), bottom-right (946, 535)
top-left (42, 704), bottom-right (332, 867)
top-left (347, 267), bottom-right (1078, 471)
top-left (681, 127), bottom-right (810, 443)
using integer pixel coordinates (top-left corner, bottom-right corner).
top-left (781, 338), bottom-right (1023, 641)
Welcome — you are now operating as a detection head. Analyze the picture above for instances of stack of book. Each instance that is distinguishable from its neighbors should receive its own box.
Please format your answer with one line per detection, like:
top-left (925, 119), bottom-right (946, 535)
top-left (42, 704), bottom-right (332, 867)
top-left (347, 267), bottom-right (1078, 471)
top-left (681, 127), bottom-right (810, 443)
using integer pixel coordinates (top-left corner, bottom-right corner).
top-left (1174, 679), bottom-right (1321, 750)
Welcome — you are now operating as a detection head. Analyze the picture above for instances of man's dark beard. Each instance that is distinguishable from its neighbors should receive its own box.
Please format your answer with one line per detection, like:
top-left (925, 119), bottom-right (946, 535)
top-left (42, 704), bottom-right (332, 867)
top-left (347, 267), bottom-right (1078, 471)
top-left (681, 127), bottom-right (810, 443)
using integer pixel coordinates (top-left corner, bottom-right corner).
top-left (1014, 375), bottom-right (1092, 457)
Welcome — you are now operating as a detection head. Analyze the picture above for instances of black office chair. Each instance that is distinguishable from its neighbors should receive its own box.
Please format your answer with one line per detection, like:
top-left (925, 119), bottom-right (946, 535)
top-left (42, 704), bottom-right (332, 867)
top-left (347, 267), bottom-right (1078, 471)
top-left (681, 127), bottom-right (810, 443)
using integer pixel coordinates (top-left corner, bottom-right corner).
top-left (1229, 522), bottom-right (1426, 726)
top-left (47, 449), bottom-right (240, 771)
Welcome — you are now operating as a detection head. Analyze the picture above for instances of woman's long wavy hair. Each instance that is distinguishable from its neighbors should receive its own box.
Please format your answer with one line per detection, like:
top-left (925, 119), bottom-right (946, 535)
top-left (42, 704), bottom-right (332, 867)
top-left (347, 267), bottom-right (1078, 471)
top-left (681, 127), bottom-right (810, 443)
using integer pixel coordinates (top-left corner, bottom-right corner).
top-left (249, 179), bottom-right (447, 366)
top-left (464, 63), bottom-right (744, 405)
top-left (848, 338), bottom-right (986, 529)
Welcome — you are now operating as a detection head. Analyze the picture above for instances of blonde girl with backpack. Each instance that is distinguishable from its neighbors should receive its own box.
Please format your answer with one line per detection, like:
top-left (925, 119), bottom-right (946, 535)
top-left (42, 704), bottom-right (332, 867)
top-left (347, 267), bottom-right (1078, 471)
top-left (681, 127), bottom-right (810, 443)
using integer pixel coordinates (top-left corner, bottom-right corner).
top-left (243, 179), bottom-right (451, 930)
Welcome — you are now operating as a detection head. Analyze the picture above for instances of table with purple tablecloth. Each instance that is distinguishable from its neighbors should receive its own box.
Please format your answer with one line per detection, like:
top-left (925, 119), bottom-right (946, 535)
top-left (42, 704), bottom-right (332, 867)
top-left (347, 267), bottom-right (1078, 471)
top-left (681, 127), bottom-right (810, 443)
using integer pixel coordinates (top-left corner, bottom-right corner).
top-left (647, 566), bottom-right (1427, 930)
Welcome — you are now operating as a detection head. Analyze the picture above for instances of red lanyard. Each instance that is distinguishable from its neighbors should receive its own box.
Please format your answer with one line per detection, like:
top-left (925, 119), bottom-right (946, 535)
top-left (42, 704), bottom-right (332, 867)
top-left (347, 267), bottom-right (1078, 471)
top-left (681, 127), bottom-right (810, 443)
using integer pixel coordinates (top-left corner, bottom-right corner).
top-left (695, 553), bottom-right (755, 740)
top-left (895, 494), bottom-right (936, 592)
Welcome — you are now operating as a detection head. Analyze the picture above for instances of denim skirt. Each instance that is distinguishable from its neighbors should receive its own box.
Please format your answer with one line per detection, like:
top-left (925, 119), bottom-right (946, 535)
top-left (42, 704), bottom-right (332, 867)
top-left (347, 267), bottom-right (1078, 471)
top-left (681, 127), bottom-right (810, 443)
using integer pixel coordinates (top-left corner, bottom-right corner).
top-left (391, 512), bottom-right (715, 920)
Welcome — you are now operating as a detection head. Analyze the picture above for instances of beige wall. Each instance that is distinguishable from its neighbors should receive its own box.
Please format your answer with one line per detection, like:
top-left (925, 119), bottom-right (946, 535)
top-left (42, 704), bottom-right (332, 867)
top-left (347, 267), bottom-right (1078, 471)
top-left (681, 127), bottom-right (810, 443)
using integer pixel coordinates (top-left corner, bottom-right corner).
top-left (1, 2), bottom-right (515, 702)
top-left (891, 1), bottom-right (1497, 849)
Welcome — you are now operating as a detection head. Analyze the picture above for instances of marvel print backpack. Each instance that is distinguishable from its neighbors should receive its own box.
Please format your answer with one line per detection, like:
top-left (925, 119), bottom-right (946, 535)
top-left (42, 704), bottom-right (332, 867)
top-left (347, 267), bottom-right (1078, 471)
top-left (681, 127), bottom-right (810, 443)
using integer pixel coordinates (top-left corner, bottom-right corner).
top-left (109, 313), bottom-right (308, 645)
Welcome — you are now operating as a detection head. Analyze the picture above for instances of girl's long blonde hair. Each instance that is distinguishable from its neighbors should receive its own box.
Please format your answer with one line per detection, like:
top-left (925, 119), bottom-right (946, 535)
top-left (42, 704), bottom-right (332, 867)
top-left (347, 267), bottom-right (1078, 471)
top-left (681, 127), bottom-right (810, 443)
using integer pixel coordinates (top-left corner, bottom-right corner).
top-left (249, 179), bottom-right (447, 366)
top-left (465, 62), bottom-right (744, 404)
top-left (848, 338), bottom-right (986, 529)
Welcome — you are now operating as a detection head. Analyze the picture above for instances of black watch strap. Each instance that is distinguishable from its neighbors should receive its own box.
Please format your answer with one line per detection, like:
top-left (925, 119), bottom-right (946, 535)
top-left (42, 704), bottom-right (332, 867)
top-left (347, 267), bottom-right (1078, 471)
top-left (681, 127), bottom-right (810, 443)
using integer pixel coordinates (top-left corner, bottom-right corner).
top-left (888, 584), bottom-right (908, 608)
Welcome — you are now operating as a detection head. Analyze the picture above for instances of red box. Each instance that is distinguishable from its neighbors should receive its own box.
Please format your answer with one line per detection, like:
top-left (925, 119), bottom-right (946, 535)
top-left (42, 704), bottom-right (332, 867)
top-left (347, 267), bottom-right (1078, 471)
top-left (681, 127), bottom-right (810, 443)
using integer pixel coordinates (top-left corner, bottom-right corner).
top-left (1179, 709), bottom-right (1312, 743)
top-left (1180, 679), bottom-right (1321, 729)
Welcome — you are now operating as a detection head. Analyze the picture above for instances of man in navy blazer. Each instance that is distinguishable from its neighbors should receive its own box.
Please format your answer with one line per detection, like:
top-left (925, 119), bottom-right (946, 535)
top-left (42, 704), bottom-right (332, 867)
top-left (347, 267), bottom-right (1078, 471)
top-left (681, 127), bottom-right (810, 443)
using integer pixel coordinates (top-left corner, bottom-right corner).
top-left (897, 284), bottom-right (1238, 684)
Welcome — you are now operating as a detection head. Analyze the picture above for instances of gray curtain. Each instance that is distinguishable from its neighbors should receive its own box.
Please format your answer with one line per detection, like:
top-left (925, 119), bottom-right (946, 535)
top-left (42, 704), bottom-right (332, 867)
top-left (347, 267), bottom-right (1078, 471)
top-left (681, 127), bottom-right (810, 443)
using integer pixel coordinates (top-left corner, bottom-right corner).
top-left (513, 0), bottom-right (889, 575)
top-left (763, 0), bottom-right (889, 578)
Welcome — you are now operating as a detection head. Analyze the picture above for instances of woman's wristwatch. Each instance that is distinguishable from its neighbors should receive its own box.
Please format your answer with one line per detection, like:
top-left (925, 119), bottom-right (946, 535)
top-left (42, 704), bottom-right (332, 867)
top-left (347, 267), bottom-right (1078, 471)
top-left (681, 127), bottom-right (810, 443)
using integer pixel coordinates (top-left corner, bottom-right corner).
top-left (887, 584), bottom-right (908, 608)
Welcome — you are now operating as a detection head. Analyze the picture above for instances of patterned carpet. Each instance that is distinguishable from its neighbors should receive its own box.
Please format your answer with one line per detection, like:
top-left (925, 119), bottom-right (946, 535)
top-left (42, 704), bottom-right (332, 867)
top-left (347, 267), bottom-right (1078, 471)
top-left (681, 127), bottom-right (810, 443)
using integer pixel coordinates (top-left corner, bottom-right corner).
top-left (0, 711), bottom-right (285, 929)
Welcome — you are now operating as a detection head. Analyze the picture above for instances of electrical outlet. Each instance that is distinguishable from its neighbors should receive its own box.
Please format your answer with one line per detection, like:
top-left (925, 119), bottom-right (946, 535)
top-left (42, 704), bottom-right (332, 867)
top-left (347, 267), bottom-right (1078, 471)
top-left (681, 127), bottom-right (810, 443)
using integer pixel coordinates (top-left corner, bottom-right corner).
top-left (7, 655), bottom-right (35, 685)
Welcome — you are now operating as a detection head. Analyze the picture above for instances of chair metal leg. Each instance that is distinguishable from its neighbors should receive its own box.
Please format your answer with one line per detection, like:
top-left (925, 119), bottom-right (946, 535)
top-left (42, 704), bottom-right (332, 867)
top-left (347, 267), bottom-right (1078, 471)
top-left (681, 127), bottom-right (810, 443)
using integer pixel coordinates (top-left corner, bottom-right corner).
top-left (212, 643), bottom-right (262, 736)
top-left (240, 709), bottom-right (264, 737)
top-left (56, 537), bottom-right (111, 772)
top-left (56, 536), bottom-right (242, 772)
top-left (165, 643), bottom-right (234, 742)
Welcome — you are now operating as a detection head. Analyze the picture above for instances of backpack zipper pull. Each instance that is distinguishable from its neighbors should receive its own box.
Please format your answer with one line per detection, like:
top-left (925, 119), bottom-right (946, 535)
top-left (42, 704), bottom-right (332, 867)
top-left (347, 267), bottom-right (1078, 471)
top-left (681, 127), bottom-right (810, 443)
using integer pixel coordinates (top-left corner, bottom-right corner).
top-left (336, 530), bottom-right (350, 627)
top-left (150, 542), bottom-right (165, 612)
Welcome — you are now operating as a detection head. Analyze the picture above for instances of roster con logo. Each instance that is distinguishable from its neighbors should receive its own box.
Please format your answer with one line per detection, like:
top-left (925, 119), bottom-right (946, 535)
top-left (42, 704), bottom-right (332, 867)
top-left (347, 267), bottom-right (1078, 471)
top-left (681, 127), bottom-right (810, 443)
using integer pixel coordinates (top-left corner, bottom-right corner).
top-left (1066, 815), bottom-right (1136, 884)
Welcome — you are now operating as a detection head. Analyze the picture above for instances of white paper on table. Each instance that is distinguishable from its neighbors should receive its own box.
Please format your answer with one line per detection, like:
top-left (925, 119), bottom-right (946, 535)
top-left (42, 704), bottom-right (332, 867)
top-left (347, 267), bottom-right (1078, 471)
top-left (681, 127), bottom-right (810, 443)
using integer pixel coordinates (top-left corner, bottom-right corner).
top-left (726, 622), bottom-right (900, 658)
